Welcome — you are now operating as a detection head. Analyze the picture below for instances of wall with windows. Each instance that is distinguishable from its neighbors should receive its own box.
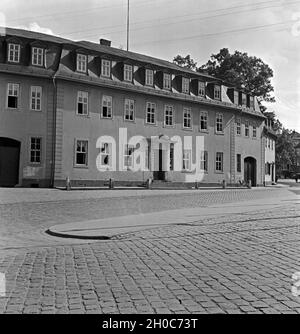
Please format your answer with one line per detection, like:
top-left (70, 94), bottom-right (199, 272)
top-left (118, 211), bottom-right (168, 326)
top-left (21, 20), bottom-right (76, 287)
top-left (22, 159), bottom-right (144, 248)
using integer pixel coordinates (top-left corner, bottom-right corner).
top-left (264, 135), bottom-right (276, 184)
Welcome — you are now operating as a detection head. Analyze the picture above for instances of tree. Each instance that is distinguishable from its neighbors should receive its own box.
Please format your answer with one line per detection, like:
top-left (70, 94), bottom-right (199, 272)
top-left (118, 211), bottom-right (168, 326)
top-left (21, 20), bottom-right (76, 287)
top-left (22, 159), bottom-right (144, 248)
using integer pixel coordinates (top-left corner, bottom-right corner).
top-left (263, 111), bottom-right (282, 133)
top-left (276, 128), bottom-right (296, 175)
top-left (173, 54), bottom-right (197, 70)
top-left (199, 48), bottom-right (275, 105)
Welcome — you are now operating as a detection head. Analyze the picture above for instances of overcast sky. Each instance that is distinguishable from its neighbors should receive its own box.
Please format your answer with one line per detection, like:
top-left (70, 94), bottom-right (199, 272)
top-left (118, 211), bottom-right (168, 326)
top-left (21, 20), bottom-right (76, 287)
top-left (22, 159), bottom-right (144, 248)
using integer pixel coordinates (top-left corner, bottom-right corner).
top-left (1, 0), bottom-right (300, 131)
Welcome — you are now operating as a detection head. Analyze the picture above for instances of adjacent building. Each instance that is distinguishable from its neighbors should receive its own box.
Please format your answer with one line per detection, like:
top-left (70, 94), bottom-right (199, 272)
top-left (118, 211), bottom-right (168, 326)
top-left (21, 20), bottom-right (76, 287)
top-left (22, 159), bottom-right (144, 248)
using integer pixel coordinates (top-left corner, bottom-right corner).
top-left (0, 27), bottom-right (267, 188)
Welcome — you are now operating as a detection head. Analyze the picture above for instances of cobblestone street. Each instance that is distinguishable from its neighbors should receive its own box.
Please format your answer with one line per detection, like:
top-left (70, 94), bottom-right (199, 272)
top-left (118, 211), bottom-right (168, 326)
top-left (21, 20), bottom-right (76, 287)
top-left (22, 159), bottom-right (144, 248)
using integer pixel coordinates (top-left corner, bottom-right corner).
top-left (0, 186), bottom-right (300, 314)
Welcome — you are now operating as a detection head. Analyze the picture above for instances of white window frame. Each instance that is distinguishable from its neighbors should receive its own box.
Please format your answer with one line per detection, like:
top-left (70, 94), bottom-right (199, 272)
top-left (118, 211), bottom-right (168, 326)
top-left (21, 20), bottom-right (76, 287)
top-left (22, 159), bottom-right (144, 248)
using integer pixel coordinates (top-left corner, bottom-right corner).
top-left (123, 144), bottom-right (135, 169)
top-left (236, 118), bottom-right (241, 135)
top-left (101, 95), bottom-right (112, 118)
top-left (200, 150), bottom-right (208, 172)
top-left (124, 99), bottom-right (135, 121)
top-left (164, 105), bottom-right (174, 127)
top-left (252, 126), bottom-right (257, 138)
top-left (30, 86), bottom-right (42, 111)
top-left (183, 107), bottom-right (192, 129)
top-left (245, 120), bottom-right (249, 137)
top-left (145, 69), bottom-right (154, 86)
top-left (216, 113), bottom-right (223, 133)
top-left (99, 142), bottom-right (112, 168)
top-left (183, 149), bottom-right (192, 171)
top-left (200, 111), bottom-right (208, 131)
top-left (146, 102), bottom-right (156, 124)
top-left (182, 77), bottom-right (190, 94)
top-left (163, 73), bottom-right (171, 90)
top-left (76, 54), bottom-right (87, 73)
top-left (234, 91), bottom-right (239, 105)
top-left (7, 83), bottom-right (19, 109)
top-left (249, 96), bottom-right (254, 109)
top-left (241, 93), bottom-right (247, 106)
top-left (8, 43), bottom-right (20, 63)
top-left (198, 81), bottom-right (205, 97)
top-left (214, 85), bottom-right (221, 100)
top-left (216, 152), bottom-right (223, 172)
top-left (101, 59), bottom-right (111, 78)
top-left (77, 91), bottom-right (89, 116)
top-left (32, 47), bottom-right (44, 67)
top-left (30, 137), bottom-right (42, 165)
top-left (75, 139), bottom-right (88, 167)
top-left (124, 64), bottom-right (133, 82)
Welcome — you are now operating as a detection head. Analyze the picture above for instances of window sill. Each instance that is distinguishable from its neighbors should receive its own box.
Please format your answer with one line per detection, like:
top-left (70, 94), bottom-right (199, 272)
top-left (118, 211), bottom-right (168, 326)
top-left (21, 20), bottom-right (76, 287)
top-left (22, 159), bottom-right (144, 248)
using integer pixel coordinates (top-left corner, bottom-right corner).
top-left (163, 124), bottom-right (175, 129)
top-left (74, 165), bottom-right (89, 169)
top-left (5, 107), bottom-right (20, 111)
top-left (182, 127), bottom-right (193, 131)
top-left (145, 121), bottom-right (158, 127)
top-left (199, 129), bottom-right (209, 133)
top-left (100, 116), bottom-right (113, 120)
top-left (215, 171), bottom-right (224, 174)
top-left (76, 113), bottom-right (90, 118)
top-left (215, 131), bottom-right (224, 135)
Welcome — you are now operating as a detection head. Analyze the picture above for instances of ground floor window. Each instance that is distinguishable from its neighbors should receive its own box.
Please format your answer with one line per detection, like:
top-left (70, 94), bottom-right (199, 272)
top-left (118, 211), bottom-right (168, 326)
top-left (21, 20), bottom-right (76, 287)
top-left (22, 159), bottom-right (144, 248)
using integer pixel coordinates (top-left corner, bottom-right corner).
top-left (124, 144), bottom-right (135, 169)
top-left (100, 142), bottom-right (112, 168)
top-left (216, 152), bottom-right (223, 172)
top-left (237, 154), bottom-right (241, 172)
top-left (200, 150), bottom-right (208, 171)
top-left (75, 140), bottom-right (88, 166)
top-left (30, 137), bottom-right (41, 164)
top-left (183, 149), bottom-right (192, 171)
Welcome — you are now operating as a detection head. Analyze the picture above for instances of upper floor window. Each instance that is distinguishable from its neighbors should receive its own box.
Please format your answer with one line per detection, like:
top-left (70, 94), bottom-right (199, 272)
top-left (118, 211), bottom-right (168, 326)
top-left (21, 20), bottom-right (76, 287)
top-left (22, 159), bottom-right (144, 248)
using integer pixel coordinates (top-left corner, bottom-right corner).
top-left (216, 113), bottom-right (223, 133)
top-left (183, 107), bottom-right (192, 129)
top-left (101, 59), bottom-right (111, 78)
top-left (76, 54), bottom-right (87, 73)
top-left (182, 78), bottom-right (190, 94)
top-left (30, 137), bottom-right (42, 164)
top-left (164, 105), bottom-right (174, 126)
top-left (30, 86), bottom-right (42, 111)
top-left (7, 83), bottom-right (19, 109)
top-left (124, 99), bottom-right (135, 121)
top-left (163, 73), bottom-right (171, 90)
top-left (216, 152), bottom-right (223, 172)
top-left (183, 150), bottom-right (192, 171)
top-left (77, 91), bottom-right (88, 115)
top-left (241, 93), bottom-right (247, 106)
top-left (252, 126), bottom-right (257, 138)
top-left (214, 85), bottom-right (221, 100)
top-left (245, 120), bottom-right (249, 137)
top-left (8, 43), bottom-right (20, 63)
top-left (200, 111), bottom-right (208, 131)
top-left (198, 81), bottom-right (205, 97)
top-left (32, 47), bottom-right (44, 67)
top-left (75, 140), bottom-right (88, 166)
top-left (145, 69), bottom-right (154, 86)
top-left (101, 95), bottom-right (112, 118)
top-left (236, 118), bottom-right (241, 135)
top-left (124, 64), bottom-right (133, 82)
top-left (146, 102), bottom-right (156, 124)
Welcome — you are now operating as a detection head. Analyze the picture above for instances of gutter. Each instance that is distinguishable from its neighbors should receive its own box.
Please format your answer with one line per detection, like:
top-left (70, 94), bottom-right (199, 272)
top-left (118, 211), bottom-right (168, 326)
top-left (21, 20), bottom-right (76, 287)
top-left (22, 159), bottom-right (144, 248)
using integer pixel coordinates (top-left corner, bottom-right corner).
top-left (50, 75), bottom-right (57, 188)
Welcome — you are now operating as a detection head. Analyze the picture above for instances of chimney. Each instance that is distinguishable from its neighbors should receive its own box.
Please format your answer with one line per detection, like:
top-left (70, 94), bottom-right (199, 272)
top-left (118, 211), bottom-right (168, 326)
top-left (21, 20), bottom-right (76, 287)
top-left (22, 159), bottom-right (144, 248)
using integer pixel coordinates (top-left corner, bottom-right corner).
top-left (100, 39), bottom-right (111, 47)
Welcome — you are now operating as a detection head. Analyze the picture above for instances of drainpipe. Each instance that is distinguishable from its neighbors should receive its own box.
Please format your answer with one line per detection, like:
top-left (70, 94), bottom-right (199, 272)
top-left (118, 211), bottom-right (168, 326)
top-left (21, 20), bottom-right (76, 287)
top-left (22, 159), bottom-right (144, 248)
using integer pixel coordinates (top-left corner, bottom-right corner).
top-left (50, 75), bottom-right (57, 188)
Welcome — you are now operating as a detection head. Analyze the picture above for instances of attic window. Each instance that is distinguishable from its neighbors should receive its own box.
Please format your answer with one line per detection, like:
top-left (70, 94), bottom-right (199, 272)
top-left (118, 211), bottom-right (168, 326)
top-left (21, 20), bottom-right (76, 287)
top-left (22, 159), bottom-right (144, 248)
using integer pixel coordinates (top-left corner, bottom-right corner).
top-left (8, 43), bottom-right (20, 63)
top-left (241, 93), bottom-right (247, 106)
top-left (77, 54), bottom-right (87, 73)
top-left (32, 47), bottom-right (44, 67)
top-left (182, 78), bottom-right (190, 94)
top-left (234, 91), bottom-right (239, 104)
top-left (124, 64), bottom-right (133, 82)
top-left (214, 85), bottom-right (221, 100)
top-left (249, 96), bottom-right (254, 109)
top-left (198, 81), bottom-right (205, 97)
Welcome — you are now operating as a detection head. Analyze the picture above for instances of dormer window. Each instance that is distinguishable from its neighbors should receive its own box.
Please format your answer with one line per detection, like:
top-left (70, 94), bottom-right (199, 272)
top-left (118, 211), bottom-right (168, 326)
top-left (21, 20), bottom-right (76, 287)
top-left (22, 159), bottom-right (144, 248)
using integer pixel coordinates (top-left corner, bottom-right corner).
top-left (145, 69), bottom-right (154, 86)
top-left (249, 96), bottom-right (254, 109)
top-left (8, 43), bottom-right (20, 63)
top-left (234, 91), bottom-right (239, 105)
top-left (77, 54), bottom-right (87, 73)
top-left (198, 81), bottom-right (205, 97)
top-left (241, 93), bottom-right (247, 106)
top-left (163, 73), bottom-right (171, 90)
top-left (124, 64), bottom-right (133, 82)
top-left (182, 78), bottom-right (190, 94)
top-left (101, 59), bottom-right (111, 78)
top-left (32, 47), bottom-right (44, 67)
top-left (214, 85), bottom-right (221, 100)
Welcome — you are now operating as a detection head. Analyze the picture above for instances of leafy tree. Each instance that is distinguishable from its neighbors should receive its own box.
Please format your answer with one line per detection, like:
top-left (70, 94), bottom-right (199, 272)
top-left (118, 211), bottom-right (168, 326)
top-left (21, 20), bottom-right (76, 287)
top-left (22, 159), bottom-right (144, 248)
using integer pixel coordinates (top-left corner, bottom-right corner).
top-left (173, 54), bottom-right (197, 70)
top-left (276, 128), bottom-right (296, 174)
top-left (263, 111), bottom-right (282, 132)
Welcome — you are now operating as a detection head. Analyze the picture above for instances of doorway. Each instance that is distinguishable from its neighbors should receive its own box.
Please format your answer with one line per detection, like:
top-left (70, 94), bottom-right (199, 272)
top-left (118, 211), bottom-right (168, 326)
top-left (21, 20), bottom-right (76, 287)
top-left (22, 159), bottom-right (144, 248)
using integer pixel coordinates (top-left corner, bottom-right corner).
top-left (0, 137), bottom-right (20, 187)
top-left (244, 157), bottom-right (256, 187)
top-left (153, 144), bottom-right (166, 181)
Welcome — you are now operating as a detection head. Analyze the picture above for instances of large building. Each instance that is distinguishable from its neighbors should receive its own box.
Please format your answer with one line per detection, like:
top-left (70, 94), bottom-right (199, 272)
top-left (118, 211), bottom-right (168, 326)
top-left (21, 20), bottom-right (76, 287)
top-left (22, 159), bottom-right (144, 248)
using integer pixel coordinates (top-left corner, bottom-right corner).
top-left (0, 27), bottom-right (267, 188)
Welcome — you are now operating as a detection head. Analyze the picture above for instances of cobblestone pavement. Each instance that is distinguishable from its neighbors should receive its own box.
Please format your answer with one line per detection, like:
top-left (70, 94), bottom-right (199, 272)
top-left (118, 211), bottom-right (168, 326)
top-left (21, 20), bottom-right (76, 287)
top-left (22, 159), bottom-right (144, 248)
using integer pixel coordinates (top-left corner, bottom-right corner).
top-left (0, 187), bottom-right (299, 314)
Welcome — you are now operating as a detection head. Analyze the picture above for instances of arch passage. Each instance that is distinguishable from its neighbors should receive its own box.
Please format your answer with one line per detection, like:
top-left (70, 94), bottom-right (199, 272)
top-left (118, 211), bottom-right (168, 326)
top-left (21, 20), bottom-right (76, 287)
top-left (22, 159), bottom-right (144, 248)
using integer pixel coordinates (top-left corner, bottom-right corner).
top-left (0, 137), bottom-right (20, 187)
top-left (244, 157), bottom-right (257, 187)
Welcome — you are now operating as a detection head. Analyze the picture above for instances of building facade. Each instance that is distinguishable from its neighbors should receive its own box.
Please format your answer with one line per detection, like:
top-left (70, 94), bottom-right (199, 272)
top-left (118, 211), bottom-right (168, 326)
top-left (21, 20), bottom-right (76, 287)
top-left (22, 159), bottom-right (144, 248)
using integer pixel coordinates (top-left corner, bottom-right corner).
top-left (0, 28), bottom-right (266, 188)
top-left (263, 123), bottom-right (277, 185)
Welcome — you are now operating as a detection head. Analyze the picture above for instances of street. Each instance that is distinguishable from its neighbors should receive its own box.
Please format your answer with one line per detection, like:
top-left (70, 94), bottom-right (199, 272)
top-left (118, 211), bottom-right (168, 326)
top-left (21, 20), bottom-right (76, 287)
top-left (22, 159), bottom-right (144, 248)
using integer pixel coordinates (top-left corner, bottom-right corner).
top-left (0, 183), bottom-right (299, 314)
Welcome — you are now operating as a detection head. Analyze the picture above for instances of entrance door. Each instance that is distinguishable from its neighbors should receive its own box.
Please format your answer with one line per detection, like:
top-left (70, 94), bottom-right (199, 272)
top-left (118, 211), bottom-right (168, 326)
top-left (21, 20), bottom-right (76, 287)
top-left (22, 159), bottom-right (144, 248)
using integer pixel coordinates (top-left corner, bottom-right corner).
top-left (153, 144), bottom-right (165, 180)
top-left (0, 138), bottom-right (20, 187)
top-left (244, 157), bottom-right (256, 186)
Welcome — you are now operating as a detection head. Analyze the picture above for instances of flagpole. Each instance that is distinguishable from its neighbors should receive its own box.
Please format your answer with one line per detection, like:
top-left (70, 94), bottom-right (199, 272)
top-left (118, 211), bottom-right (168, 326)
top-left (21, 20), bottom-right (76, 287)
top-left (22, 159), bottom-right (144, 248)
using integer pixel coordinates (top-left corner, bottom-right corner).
top-left (126, 0), bottom-right (130, 51)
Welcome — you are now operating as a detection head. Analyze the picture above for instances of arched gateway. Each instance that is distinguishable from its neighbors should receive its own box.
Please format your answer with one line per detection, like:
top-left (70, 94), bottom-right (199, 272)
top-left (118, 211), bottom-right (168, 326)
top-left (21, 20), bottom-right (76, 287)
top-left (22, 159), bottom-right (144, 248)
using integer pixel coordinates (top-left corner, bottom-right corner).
top-left (244, 156), bottom-right (257, 187)
top-left (0, 137), bottom-right (20, 187)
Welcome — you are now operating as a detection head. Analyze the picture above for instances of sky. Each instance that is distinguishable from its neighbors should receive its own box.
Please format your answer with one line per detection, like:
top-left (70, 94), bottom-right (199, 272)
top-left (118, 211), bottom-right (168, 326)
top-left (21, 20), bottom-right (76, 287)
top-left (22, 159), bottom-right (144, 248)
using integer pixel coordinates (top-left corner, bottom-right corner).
top-left (1, 0), bottom-right (299, 131)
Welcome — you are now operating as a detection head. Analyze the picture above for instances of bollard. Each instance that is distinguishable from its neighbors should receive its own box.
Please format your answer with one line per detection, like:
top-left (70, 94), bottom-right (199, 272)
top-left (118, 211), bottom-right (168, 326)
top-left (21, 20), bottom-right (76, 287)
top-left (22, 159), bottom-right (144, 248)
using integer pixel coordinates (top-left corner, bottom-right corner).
top-left (66, 176), bottom-right (71, 191)
top-left (109, 178), bottom-right (114, 189)
top-left (195, 181), bottom-right (199, 189)
top-left (222, 180), bottom-right (226, 189)
top-left (247, 180), bottom-right (252, 189)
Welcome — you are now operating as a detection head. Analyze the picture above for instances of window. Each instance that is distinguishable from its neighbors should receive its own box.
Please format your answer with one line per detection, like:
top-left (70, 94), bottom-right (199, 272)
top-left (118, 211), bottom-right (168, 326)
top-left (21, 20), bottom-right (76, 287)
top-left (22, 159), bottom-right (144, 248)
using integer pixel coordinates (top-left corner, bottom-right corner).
top-left (245, 120), bottom-right (249, 137)
top-left (32, 47), bottom-right (44, 67)
top-left (216, 152), bottom-right (223, 172)
top-left (265, 163), bottom-right (271, 175)
top-left (77, 91), bottom-right (88, 115)
top-left (8, 43), bottom-right (20, 63)
top-left (76, 54), bottom-right (87, 73)
top-left (241, 93), bottom-right (247, 106)
top-left (183, 150), bottom-right (191, 171)
top-left (214, 85), bottom-right (221, 100)
top-left (200, 151), bottom-right (208, 172)
top-left (200, 111), bottom-right (208, 131)
top-left (75, 140), bottom-right (88, 166)
top-left (198, 81), bottom-right (205, 97)
top-left (236, 118), bottom-right (241, 135)
top-left (124, 144), bottom-right (134, 168)
top-left (237, 154), bottom-right (241, 173)
top-left (100, 142), bottom-right (112, 168)
top-left (124, 64), bottom-right (133, 82)
top-left (101, 95), bottom-right (112, 118)
top-left (234, 91), bottom-right (239, 104)
top-left (145, 69), bottom-right (154, 86)
top-left (146, 102), bottom-right (156, 124)
top-left (30, 137), bottom-right (42, 164)
top-left (30, 86), bottom-right (42, 111)
top-left (7, 83), bottom-right (19, 109)
top-left (268, 138), bottom-right (270, 149)
top-left (182, 78), bottom-right (190, 94)
top-left (252, 126), bottom-right (257, 138)
top-left (101, 59), bottom-right (111, 77)
top-left (249, 96), bottom-right (254, 109)
top-left (164, 105), bottom-right (174, 126)
top-left (183, 108), bottom-right (192, 129)
top-left (163, 73), bottom-right (171, 90)
top-left (170, 143), bottom-right (174, 171)
top-left (124, 99), bottom-right (135, 121)
top-left (271, 139), bottom-right (274, 150)
top-left (216, 113), bottom-right (223, 133)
